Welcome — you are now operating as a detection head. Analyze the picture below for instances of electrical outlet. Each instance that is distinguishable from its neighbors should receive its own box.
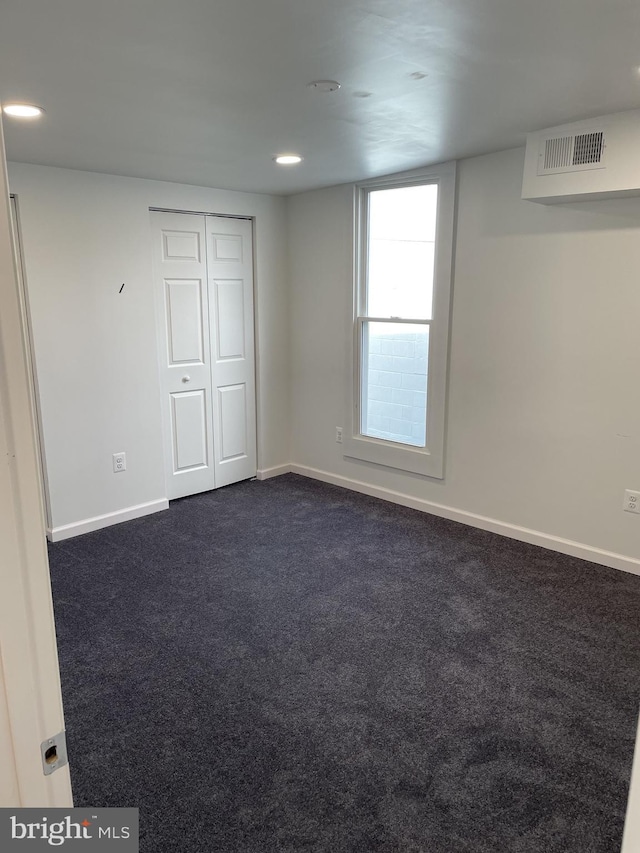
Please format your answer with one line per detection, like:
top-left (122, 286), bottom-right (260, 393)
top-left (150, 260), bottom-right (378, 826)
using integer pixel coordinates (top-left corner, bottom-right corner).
top-left (623, 489), bottom-right (640, 514)
top-left (112, 452), bottom-right (127, 473)
top-left (335, 427), bottom-right (343, 444)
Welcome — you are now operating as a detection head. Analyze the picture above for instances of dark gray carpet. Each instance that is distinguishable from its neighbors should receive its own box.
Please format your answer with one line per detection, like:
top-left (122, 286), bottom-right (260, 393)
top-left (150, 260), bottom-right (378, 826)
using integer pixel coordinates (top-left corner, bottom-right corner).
top-left (47, 474), bottom-right (640, 853)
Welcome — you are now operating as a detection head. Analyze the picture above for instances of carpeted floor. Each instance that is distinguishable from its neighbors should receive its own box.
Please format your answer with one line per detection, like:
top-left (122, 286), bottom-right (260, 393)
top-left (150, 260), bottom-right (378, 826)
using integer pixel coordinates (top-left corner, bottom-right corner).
top-left (47, 474), bottom-right (640, 852)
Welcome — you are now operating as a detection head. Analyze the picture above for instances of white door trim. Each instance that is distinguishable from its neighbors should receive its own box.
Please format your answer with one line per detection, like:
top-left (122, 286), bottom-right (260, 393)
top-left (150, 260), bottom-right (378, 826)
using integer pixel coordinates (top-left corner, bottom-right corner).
top-left (622, 718), bottom-right (640, 852)
top-left (8, 194), bottom-right (52, 533)
top-left (150, 206), bottom-right (252, 220)
top-left (0, 115), bottom-right (72, 806)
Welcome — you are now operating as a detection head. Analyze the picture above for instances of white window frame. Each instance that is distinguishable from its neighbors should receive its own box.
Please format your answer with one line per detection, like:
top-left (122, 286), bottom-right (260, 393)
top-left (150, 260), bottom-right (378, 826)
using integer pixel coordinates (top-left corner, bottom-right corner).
top-left (344, 160), bottom-right (456, 479)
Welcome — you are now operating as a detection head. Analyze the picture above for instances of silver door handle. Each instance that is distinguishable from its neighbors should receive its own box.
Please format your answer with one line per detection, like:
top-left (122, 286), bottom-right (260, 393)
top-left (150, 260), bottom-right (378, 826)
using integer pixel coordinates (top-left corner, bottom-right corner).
top-left (182, 375), bottom-right (191, 383)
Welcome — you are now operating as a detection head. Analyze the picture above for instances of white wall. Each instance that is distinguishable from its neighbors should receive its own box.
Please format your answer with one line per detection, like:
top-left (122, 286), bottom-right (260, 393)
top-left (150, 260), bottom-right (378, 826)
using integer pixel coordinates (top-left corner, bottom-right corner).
top-left (288, 147), bottom-right (640, 569)
top-left (8, 163), bottom-right (289, 535)
top-left (10, 150), bottom-right (640, 565)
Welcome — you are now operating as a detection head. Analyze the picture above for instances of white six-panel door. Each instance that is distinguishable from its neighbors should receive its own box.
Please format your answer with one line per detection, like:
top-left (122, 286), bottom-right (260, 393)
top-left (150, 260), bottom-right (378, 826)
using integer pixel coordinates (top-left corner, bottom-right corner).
top-left (206, 216), bottom-right (257, 487)
top-left (152, 211), bottom-right (256, 499)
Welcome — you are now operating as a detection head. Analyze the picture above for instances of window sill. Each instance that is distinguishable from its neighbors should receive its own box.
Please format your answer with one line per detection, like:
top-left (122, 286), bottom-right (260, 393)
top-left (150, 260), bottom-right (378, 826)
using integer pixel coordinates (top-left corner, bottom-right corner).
top-left (343, 433), bottom-right (444, 479)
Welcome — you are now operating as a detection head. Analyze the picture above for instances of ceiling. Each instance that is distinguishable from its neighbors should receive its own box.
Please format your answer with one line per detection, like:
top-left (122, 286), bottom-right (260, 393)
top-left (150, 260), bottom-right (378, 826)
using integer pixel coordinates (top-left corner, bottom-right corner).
top-left (2, 0), bottom-right (640, 196)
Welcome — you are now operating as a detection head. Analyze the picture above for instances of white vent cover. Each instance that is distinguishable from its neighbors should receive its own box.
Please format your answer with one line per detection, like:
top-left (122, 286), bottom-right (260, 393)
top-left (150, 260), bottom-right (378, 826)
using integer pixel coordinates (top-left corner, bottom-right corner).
top-left (523, 110), bottom-right (640, 203)
top-left (537, 130), bottom-right (606, 176)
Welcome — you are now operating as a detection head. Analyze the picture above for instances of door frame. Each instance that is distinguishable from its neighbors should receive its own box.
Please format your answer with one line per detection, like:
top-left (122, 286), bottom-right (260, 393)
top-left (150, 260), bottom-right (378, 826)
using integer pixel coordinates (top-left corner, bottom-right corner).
top-left (0, 116), bottom-right (72, 806)
top-left (8, 193), bottom-right (52, 532)
top-left (150, 207), bottom-right (259, 498)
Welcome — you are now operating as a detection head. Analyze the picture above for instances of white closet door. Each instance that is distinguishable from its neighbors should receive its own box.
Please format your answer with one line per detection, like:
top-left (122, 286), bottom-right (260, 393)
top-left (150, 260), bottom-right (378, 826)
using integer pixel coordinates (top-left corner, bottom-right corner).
top-left (205, 216), bottom-right (257, 487)
top-left (152, 212), bottom-right (215, 499)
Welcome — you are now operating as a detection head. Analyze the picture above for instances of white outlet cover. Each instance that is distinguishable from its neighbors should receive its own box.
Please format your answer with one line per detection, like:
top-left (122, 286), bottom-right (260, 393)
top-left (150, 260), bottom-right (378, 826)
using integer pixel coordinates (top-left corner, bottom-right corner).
top-left (623, 489), bottom-right (640, 514)
top-left (112, 452), bottom-right (127, 472)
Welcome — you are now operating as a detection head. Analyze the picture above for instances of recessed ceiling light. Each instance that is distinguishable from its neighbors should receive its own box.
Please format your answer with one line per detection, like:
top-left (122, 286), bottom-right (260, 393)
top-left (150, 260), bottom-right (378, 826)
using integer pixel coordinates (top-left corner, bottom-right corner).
top-left (3, 103), bottom-right (45, 118)
top-left (274, 154), bottom-right (303, 165)
top-left (307, 80), bottom-right (341, 93)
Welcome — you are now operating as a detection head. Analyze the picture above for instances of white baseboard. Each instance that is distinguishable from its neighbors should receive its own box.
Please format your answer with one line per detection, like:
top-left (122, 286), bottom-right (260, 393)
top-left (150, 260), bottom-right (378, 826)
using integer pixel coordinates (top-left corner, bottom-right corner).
top-left (256, 464), bottom-right (292, 481)
top-left (48, 499), bottom-right (169, 542)
top-left (46, 468), bottom-right (640, 576)
top-left (290, 464), bottom-right (640, 577)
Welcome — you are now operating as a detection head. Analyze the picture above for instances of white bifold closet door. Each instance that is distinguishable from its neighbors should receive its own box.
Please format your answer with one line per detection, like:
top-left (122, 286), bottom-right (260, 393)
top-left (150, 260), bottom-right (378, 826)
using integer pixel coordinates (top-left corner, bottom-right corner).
top-left (152, 211), bottom-right (257, 499)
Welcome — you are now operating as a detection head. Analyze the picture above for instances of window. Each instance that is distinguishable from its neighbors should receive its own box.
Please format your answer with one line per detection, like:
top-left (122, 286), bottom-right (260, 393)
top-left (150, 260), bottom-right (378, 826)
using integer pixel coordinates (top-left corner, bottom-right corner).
top-left (344, 162), bottom-right (456, 478)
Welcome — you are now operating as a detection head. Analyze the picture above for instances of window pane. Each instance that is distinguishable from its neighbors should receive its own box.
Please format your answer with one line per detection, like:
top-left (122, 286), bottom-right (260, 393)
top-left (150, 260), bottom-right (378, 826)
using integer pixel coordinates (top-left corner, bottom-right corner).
top-left (367, 184), bottom-right (438, 320)
top-left (362, 321), bottom-right (429, 447)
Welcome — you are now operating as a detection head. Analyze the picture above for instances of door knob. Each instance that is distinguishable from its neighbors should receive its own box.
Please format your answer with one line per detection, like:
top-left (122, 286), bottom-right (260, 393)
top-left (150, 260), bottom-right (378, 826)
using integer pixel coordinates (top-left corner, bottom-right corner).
top-left (182, 375), bottom-right (191, 383)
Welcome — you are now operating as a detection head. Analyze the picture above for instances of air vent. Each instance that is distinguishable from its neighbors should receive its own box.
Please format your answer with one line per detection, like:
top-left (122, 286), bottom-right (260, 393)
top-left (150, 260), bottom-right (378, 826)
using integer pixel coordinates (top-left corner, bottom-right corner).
top-left (543, 136), bottom-right (573, 171)
top-left (523, 110), bottom-right (640, 202)
top-left (537, 129), bottom-right (606, 175)
top-left (573, 131), bottom-right (604, 165)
